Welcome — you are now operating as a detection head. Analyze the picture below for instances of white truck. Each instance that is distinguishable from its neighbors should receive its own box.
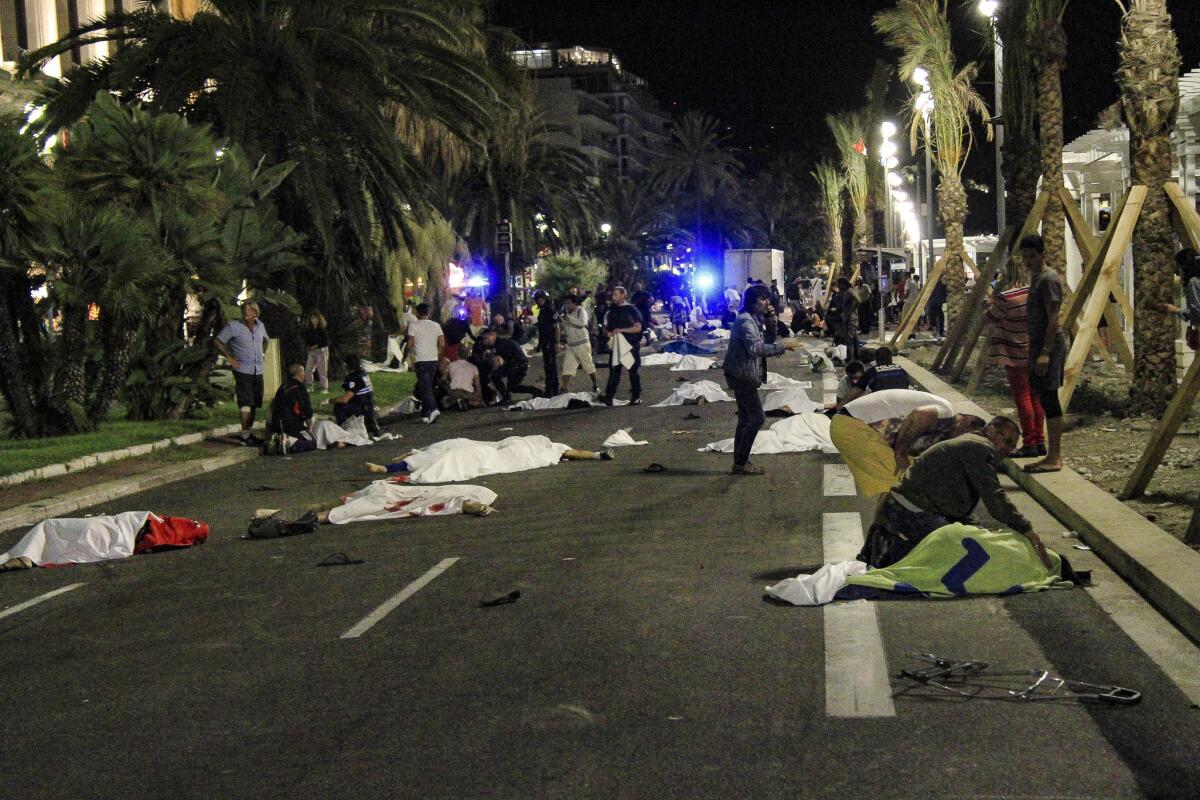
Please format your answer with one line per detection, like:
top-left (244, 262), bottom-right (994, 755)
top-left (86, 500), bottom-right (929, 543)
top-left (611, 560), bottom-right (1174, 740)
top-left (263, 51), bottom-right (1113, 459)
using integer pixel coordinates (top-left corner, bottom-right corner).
top-left (723, 249), bottom-right (785, 295)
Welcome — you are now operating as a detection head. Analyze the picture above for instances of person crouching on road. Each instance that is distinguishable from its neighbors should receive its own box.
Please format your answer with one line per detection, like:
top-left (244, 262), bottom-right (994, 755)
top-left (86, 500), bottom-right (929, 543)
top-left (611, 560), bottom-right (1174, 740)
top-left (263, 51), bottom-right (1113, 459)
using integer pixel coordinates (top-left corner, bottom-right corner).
top-left (330, 355), bottom-right (382, 437)
top-left (267, 363), bottom-right (317, 453)
top-left (724, 283), bottom-right (798, 475)
top-left (560, 294), bottom-right (600, 394)
top-left (858, 416), bottom-right (1052, 570)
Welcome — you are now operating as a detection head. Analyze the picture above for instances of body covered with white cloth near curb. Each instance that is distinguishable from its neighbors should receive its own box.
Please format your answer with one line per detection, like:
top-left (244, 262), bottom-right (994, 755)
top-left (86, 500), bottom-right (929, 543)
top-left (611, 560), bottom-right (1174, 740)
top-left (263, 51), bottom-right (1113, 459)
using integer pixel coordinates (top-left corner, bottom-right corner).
top-left (364, 436), bottom-right (614, 484)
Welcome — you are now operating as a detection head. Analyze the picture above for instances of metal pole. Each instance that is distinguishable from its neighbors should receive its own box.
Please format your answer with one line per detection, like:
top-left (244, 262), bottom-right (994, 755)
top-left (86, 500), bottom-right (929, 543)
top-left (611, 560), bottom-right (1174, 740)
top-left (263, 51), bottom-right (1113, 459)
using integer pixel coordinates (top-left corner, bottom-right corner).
top-left (924, 108), bottom-right (935, 282)
top-left (503, 250), bottom-right (512, 318)
top-left (877, 245), bottom-right (886, 339)
top-left (993, 19), bottom-right (1006, 235)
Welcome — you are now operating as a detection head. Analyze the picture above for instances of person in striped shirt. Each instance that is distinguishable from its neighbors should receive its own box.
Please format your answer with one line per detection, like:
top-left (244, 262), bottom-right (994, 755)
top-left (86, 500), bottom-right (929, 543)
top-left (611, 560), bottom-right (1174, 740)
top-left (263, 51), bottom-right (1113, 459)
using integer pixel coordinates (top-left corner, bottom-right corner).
top-left (985, 284), bottom-right (1045, 458)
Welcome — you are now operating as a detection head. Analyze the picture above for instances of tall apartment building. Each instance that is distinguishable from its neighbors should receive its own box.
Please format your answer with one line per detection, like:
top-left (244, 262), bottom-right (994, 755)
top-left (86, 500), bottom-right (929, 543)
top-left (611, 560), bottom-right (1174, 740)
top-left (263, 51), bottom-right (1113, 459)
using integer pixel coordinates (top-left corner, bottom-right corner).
top-left (0, 0), bottom-right (198, 76)
top-left (512, 44), bottom-right (672, 182)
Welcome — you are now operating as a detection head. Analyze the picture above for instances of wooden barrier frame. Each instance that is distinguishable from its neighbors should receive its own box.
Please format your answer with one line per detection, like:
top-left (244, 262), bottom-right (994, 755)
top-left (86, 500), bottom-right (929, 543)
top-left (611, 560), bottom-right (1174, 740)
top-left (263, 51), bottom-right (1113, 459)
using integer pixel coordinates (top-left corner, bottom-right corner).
top-left (1058, 185), bottom-right (1148, 411)
top-left (889, 252), bottom-right (950, 351)
top-left (1117, 180), bottom-right (1200, 499)
top-left (932, 225), bottom-right (1017, 372)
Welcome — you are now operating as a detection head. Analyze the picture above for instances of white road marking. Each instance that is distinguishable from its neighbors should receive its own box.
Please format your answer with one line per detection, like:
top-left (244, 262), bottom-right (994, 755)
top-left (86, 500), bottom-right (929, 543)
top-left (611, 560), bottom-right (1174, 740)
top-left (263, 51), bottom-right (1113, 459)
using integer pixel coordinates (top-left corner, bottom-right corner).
top-left (823, 463), bottom-right (856, 496)
top-left (341, 558), bottom-right (459, 639)
top-left (822, 372), bottom-right (839, 405)
top-left (820, 511), bottom-right (896, 717)
top-left (0, 583), bottom-right (85, 622)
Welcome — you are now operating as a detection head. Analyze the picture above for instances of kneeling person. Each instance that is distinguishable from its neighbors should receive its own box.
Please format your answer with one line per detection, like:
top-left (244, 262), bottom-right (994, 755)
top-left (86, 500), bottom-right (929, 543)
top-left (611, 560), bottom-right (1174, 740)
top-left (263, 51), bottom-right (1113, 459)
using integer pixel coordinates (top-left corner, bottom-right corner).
top-left (859, 416), bottom-right (1051, 570)
top-left (267, 363), bottom-right (317, 453)
top-left (331, 355), bottom-right (382, 437)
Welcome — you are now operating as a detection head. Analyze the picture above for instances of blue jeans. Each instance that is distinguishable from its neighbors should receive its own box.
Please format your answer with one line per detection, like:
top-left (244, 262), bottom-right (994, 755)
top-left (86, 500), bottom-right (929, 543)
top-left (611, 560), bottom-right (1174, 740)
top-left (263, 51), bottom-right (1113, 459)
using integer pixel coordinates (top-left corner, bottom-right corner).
top-left (726, 374), bottom-right (765, 466)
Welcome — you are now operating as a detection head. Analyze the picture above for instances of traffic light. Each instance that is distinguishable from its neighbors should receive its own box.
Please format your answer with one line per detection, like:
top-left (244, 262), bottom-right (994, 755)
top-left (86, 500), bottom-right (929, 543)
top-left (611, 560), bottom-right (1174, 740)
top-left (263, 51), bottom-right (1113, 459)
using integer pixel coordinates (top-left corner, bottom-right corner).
top-left (496, 219), bottom-right (512, 253)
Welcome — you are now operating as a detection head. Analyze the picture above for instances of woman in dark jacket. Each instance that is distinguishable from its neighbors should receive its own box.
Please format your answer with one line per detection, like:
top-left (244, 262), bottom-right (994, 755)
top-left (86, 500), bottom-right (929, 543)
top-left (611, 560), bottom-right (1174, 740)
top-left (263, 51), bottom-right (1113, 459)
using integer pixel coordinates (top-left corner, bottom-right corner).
top-left (724, 284), bottom-right (796, 475)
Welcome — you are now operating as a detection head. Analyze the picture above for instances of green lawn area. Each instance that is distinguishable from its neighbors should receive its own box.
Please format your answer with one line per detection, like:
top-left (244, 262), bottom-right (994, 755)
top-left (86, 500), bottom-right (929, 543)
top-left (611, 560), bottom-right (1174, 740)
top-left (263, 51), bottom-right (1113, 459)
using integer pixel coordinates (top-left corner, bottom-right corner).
top-left (0, 371), bottom-right (415, 478)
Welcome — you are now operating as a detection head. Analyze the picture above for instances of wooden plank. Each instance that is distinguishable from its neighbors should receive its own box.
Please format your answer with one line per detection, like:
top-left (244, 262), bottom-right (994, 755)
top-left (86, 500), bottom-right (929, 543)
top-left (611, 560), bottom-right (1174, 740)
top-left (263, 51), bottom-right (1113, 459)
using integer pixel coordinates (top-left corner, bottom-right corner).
top-left (1060, 186), bottom-right (1099, 264)
top-left (1165, 181), bottom-right (1200, 253)
top-left (932, 227), bottom-right (1015, 372)
top-left (890, 253), bottom-right (948, 350)
top-left (950, 308), bottom-right (988, 381)
top-left (1060, 187), bottom-right (1146, 410)
top-left (1120, 352), bottom-right (1200, 499)
top-left (966, 322), bottom-right (995, 392)
top-left (1102, 303), bottom-right (1135, 371)
top-left (1061, 190), bottom-right (1130, 333)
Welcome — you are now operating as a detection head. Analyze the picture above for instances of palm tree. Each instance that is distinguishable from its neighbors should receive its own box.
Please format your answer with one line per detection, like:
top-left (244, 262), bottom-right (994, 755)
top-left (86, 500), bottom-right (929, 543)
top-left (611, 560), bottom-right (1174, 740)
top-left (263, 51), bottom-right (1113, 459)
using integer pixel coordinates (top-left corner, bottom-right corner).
top-left (1114, 0), bottom-right (1181, 415)
top-left (812, 158), bottom-right (846, 281)
top-left (1027, 0), bottom-right (1072, 275)
top-left (874, 0), bottom-right (991, 327)
top-left (450, 89), bottom-right (599, 274)
top-left (651, 111), bottom-right (743, 267)
top-left (0, 112), bottom-right (51, 437)
top-left (827, 111), bottom-right (871, 258)
top-left (997, 0), bottom-right (1040, 261)
top-left (593, 177), bottom-right (676, 289)
top-left (19, 0), bottom-right (502, 320)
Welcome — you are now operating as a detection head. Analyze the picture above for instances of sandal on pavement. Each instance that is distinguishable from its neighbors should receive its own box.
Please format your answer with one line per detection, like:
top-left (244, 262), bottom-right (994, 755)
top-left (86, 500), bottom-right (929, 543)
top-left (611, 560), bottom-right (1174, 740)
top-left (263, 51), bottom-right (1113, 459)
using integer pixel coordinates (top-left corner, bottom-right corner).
top-left (1022, 462), bottom-right (1063, 474)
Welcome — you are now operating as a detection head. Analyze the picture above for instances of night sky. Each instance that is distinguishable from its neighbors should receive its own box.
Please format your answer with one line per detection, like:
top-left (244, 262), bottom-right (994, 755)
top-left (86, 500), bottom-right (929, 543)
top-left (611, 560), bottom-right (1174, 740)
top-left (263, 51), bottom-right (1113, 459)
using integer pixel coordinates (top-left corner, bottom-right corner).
top-left (494, 0), bottom-right (1200, 235)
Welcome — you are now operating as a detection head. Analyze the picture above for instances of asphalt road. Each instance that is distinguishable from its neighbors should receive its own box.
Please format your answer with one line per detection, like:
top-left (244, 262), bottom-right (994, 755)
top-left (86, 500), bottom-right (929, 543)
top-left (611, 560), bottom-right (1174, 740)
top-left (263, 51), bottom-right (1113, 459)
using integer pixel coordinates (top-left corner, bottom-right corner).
top-left (2, 341), bottom-right (1199, 800)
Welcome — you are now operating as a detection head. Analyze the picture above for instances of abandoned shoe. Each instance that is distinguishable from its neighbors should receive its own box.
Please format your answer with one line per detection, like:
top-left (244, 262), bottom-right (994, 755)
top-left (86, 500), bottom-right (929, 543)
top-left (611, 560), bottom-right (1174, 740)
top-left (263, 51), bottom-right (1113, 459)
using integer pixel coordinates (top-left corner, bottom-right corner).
top-left (732, 463), bottom-right (765, 476)
top-left (1011, 445), bottom-right (1041, 459)
top-left (599, 449), bottom-right (615, 461)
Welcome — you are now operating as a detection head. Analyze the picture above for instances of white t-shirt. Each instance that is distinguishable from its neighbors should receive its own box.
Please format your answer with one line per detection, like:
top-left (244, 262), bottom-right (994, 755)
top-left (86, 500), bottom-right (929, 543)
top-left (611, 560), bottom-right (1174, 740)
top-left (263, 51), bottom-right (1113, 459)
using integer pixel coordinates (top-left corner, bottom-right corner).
top-left (448, 359), bottom-right (478, 393)
top-left (843, 389), bottom-right (954, 424)
top-left (408, 319), bottom-right (443, 363)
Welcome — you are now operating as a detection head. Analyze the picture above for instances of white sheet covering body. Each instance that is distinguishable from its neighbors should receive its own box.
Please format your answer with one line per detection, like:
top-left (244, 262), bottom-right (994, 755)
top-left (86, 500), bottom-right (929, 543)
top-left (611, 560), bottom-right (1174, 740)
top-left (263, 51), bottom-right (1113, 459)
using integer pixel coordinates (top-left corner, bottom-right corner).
top-left (762, 389), bottom-right (821, 415)
top-left (1, 512), bottom-right (152, 566)
top-left (761, 373), bottom-right (811, 389)
top-left (639, 352), bottom-right (684, 367)
top-left (765, 561), bottom-right (868, 606)
top-left (328, 482), bottom-right (498, 524)
top-left (669, 355), bottom-right (717, 371)
top-left (311, 417), bottom-right (374, 449)
top-left (652, 380), bottom-right (734, 407)
top-left (403, 436), bottom-right (572, 484)
top-left (703, 412), bottom-right (836, 455)
top-left (508, 392), bottom-right (626, 411)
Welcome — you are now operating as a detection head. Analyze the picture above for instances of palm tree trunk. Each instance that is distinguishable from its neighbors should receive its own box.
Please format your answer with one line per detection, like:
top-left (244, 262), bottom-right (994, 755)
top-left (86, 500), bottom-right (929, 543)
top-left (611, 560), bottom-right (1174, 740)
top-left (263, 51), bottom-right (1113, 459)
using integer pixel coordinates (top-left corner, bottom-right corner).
top-left (1119, 1), bottom-right (1181, 415)
top-left (51, 305), bottom-right (92, 432)
top-left (1034, 22), bottom-right (1068, 275)
top-left (0, 278), bottom-right (42, 438)
top-left (938, 176), bottom-right (969, 327)
top-left (88, 325), bottom-right (140, 424)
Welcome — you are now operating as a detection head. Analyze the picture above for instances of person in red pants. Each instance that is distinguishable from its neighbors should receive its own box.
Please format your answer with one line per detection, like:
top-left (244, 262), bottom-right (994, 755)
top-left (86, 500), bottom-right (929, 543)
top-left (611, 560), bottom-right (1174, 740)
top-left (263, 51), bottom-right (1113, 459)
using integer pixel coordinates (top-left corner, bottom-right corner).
top-left (985, 284), bottom-right (1046, 458)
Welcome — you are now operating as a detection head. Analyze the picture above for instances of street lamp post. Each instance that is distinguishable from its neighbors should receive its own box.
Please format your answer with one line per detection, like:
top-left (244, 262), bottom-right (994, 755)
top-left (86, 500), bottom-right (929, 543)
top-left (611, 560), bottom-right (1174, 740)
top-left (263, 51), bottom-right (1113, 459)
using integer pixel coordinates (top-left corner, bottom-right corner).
top-left (980, 0), bottom-right (1006, 235)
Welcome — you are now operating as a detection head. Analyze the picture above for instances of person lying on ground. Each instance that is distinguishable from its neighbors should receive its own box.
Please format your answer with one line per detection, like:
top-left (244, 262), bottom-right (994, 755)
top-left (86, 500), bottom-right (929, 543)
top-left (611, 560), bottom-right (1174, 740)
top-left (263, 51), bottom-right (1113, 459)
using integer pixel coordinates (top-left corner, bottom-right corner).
top-left (329, 355), bottom-right (382, 437)
top-left (365, 447), bottom-right (614, 474)
top-left (858, 416), bottom-right (1052, 571)
top-left (841, 346), bottom-right (911, 404)
top-left (267, 363), bottom-right (317, 453)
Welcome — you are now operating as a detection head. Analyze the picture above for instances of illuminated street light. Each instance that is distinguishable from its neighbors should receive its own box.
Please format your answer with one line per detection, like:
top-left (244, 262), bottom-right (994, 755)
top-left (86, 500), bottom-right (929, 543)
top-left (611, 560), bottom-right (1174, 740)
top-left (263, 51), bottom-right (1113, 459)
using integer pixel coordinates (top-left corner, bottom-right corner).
top-left (599, 222), bottom-right (612, 235)
top-left (978, 0), bottom-right (999, 18)
top-left (885, 157), bottom-right (899, 170)
top-left (880, 140), bottom-right (898, 159)
top-left (912, 67), bottom-right (930, 88)
top-left (881, 120), bottom-right (897, 139)
top-left (887, 173), bottom-right (903, 188)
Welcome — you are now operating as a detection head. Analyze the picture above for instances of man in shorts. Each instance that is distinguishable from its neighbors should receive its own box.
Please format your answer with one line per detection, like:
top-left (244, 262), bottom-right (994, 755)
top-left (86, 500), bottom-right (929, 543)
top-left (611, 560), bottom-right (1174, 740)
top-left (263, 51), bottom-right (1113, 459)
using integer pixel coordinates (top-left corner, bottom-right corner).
top-left (215, 301), bottom-right (269, 445)
top-left (559, 294), bottom-right (599, 393)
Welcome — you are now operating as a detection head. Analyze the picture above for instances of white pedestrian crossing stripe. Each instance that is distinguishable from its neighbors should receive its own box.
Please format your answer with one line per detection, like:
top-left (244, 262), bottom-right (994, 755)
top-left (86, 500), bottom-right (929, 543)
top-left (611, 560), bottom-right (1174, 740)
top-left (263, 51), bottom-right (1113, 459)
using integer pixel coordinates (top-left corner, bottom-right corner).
top-left (823, 463), bottom-right (856, 496)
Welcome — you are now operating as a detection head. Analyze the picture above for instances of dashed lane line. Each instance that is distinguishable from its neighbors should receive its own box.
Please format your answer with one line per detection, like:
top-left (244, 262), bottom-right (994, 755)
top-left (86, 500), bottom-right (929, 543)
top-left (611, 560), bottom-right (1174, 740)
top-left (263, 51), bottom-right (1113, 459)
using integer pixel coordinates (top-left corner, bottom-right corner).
top-left (823, 463), bottom-right (857, 496)
top-left (821, 512), bottom-right (896, 718)
top-left (0, 583), bottom-right (86, 623)
top-left (341, 558), bottom-right (460, 639)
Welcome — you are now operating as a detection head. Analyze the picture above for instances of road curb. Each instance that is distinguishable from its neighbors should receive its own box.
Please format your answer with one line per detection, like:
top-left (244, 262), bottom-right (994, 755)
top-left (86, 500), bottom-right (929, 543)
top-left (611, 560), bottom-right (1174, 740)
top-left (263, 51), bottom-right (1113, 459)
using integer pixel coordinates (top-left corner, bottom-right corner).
top-left (899, 356), bottom-right (1200, 645)
top-left (1, 423), bottom-right (244, 488)
top-left (0, 448), bottom-right (258, 534)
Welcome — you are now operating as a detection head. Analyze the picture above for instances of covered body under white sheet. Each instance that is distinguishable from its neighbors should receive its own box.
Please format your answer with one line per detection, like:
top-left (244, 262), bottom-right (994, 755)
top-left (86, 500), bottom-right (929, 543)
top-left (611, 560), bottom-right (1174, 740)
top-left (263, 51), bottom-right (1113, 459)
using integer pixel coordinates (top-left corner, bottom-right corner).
top-left (703, 412), bottom-right (836, 455)
top-left (328, 482), bottom-right (498, 523)
top-left (652, 380), bottom-right (733, 407)
top-left (2, 511), bottom-right (152, 566)
top-left (402, 436), bottom-right (572, 483)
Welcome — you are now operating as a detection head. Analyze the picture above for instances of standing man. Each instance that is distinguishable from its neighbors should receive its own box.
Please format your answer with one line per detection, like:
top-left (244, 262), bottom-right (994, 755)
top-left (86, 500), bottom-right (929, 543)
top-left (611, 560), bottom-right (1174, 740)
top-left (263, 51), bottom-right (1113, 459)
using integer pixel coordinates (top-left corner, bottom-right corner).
top-left (631, 289), bottom-right (655, 344)
top-left (927, 278), bottom-right (948, 339)
top-left (214, 300), bottom-right (269, 446)
top-left (406, 303), bottom-right (445, 424)
top-left (533, 292), bottom-right (560, 396)
top-left (724, 284), bottom-right (797, 475)
top-left (560, 294), bottom-right (599, 393)
top-left (1020, 235), bottom-right (1066, 474)
top-left (601, 285), bottom-right (643, 406)
top-left (465, 290), bottom-right (489, 339)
